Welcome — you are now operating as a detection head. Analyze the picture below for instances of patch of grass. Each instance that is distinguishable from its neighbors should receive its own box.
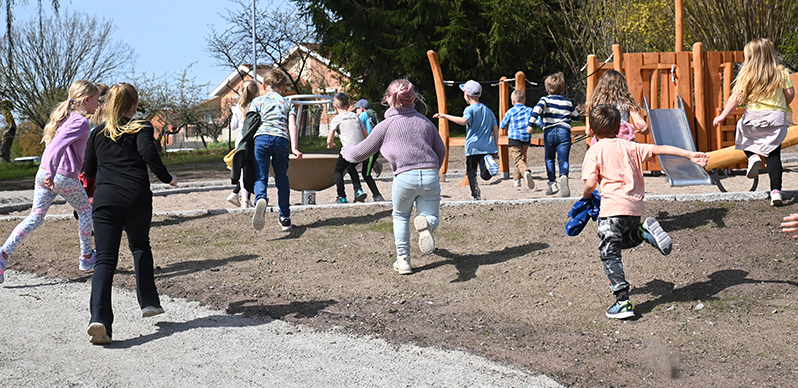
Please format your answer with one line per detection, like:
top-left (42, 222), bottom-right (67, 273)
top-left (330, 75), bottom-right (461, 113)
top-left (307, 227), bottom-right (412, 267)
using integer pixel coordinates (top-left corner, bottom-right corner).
top-left (298, 136), bottom-right (335, 153)
top-left (0, 162), bottom-right (39, 181)
top-left (364, 220), bottom-right (393, 235)
top-left (160, 148), bottom-right (230, 167)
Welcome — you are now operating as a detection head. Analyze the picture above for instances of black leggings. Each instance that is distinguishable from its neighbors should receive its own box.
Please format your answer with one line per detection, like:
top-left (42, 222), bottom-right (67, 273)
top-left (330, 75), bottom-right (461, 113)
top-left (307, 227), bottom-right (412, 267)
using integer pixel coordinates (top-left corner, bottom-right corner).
top-left (745, 145), bottom-right (782, 191)
top-left (334, 154), bottom-right (362, 198)
top-left (90, 202), bottom-right (160, 337)
top-left (466, 154), bottom-right (492, 198)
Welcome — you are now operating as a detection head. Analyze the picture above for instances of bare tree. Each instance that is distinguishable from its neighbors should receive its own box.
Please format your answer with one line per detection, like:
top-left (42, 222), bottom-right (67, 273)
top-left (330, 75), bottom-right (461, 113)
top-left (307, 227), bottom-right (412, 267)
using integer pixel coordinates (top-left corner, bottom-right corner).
top-left (0, 10), bottom-right (132, 162)
top-left (206, 0), bottom-right (318, 94)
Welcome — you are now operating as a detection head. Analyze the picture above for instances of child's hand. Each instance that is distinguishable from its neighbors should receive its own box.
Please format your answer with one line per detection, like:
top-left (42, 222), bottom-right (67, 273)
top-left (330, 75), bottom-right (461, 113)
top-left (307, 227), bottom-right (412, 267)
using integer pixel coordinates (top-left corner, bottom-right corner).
top-left (169, 175), bottom-right (178, 187)
top-left (690, 152), bottom-right (709, 167)
top-left (712, 116), bottom-right (724, 128)
top-left (292, 149), bottom-right (303, 160)
top-left (526, 126), bottom-right (533, 134)
top-left (781, 214), bottom-right (798, 238)
top-left (42, 177), bottom-right (54, 190)
top-left (433, 113), bottom-right (443, 119)
top-left (327, 140), bottom-right (335, 149)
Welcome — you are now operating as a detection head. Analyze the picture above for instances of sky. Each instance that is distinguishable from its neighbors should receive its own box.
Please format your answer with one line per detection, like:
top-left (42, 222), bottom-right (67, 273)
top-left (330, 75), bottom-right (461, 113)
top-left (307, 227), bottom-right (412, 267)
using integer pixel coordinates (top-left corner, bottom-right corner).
top-left (14, 0), bottom-right (291, 96)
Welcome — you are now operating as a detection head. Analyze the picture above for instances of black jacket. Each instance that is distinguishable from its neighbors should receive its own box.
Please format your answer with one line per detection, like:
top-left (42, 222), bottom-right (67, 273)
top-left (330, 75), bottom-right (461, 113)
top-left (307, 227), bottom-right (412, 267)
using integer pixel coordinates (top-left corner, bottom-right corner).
top-left (231, 111), bottom-right (261, 192)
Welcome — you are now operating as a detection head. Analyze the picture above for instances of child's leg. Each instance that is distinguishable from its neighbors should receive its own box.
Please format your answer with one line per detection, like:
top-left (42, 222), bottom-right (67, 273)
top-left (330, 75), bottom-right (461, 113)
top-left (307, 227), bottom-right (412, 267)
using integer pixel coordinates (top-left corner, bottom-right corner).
top-left (252, 136), bottom-right (274, 203)
top-left (345, 160), bottom-right (362, 192)
top-left (765, 145), bottom-right (783, 191)
top-left (391, 171), bottom-right (419, 259)
top-left (414, 169), bottom-right (441, 255)
top-left (361, 161), bottom-right (381, 197)
top-left (509, 145), bottom-right (528, 180)
top-left (53, 174), bottom-right (93, 256)
top-left (543, 132), bottom-right (556, 182)
top-left (465, 155), bottom-right (481, 198)
top-left (90, 205), bottom-right (124, 337)
top-left (597, 216), bottom-right (641, 298)
top-left (2, 169), bottom-right (57, 256)
top-left (122, 204), bottom-right (160, 310)
top-left (478, 155), bottom-right (492, 181)
top-left (555, 129), bottom-right (571, 177)
top-left (269, 137), bottom-right (292, 219)
top-left (334, 155), bottom-right (348, 199)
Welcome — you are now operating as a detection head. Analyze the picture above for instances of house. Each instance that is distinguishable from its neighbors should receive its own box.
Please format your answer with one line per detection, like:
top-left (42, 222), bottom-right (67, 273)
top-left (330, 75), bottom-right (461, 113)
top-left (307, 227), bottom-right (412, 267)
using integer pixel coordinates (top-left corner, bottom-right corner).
top-left (209, 44), bottom-right (352, 143)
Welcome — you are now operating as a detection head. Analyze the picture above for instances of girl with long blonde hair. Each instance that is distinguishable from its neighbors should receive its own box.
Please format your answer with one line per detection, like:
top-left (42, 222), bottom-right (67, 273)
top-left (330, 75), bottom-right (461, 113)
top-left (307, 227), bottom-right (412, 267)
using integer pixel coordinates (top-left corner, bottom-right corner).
top-left (0, 80), bottom-right (100, 284)
top-left (713, 38), bottom-right (795, 206)
top-left (83, 82), bottom-right (176, 344)
top-left (584, 70), bottom-right (649, 145)
top-left (226, 80), bottom-right (260, 208)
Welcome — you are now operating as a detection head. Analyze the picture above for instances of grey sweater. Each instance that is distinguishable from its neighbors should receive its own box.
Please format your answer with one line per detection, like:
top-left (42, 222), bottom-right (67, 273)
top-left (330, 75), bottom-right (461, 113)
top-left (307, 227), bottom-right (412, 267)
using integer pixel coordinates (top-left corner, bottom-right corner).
top-left (342, 106), bottom-right (446, 175)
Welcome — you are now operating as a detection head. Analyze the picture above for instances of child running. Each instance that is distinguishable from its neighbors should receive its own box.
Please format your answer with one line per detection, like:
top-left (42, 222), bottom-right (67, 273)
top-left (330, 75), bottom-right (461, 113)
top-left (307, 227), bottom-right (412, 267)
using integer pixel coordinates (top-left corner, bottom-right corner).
top-left (226, 80), bottom-right (260, 208)
top-left (342, 79), bottom-right (446, 275)
top-left (713, 38), bottom-right (795, 206)
top-left (499, 89), bottom-right (535, 189)
top-left (0, 80), bottom-right (100, 283)
top-left (433, 80), bottom-right (498, 201)
top-left (582, 104), bottom-right (708, 319)
top-left (584, 69), bottom-right (650, 146)
top-left (526, 72), bottom-right (580, 197)
top-left (83, 83), bottom-right (177, 344)
top-left (249, 69), bottom-right (303, 230)
top-left (327, 92), bottom-right (369, 203)
top-left (354, 99), bottom-right (385, 201)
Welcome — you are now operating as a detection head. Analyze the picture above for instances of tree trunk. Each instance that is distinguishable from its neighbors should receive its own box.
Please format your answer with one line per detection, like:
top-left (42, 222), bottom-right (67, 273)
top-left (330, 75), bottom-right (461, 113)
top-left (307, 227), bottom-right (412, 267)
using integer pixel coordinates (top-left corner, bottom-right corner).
top-left (0, 100), bottom-right (17, 163)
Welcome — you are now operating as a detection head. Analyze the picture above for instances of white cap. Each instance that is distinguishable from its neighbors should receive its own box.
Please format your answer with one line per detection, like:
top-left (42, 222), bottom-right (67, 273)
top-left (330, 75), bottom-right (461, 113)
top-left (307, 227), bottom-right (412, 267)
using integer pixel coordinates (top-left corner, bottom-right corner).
top-left (459, 80), bottom-right (482, 97)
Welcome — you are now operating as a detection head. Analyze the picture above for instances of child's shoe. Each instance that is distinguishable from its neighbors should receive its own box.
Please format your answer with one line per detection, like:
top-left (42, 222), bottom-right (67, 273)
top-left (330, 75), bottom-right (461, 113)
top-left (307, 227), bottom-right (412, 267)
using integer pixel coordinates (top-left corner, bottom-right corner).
top-left (142, 306), bottom-right (165, 317)
top-left (746, 154), bottom-right (762, 179)
top-left (472, 185), bottom-right (482, 201)
top-left (279, 217), bottom-right (292, 231)
top-left (513, 179), bottom-right (521, 187)
top-left (771, 190), bottom-right (783, 206)
top-left (559, 175), bottom-right (570, 197)
top-left (523, 170), bottom-right (535, 190)
top-left (484, 154), bottom-right (499, 176)
top-left (373, 195), bottom-right (386, 202)
top-left (393, 256), bottom-right (412, 275)
top-left (0, 248), bottom-right (7, 284)
top-left (354, 189), bottom-right (367, 203)
top-left (79, 250), bottom-right (96, 271)
top-left (414, 215), bottom-right (435, 255)
top-left (252, 198), bottom-right (268, 231)
top-left (373, 161), bottom-right (383, 177)
top-left (88, 322), bottom-right (112, 344)
top-left (605, 300), bottom-right (635, 319)
top-left (640, 217), bottom-right (672, 255)
top-left (546, 181), bottom-right (559, 195)
top-left (226, 192), bottom-right (241, 207)
top-left (335, 196), bottom-right (348, 204)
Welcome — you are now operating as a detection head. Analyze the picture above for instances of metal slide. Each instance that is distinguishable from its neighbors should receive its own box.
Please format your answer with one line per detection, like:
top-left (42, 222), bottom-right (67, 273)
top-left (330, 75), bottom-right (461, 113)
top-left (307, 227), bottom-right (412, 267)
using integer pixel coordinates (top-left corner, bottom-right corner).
top-left (643, 96), bottom-right (713, 187)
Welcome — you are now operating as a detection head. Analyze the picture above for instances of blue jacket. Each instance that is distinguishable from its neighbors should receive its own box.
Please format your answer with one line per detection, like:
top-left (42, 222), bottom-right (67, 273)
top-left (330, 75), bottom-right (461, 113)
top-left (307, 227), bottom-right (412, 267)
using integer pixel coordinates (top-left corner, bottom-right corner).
top-left (566, 191), bottom-right (601, 236)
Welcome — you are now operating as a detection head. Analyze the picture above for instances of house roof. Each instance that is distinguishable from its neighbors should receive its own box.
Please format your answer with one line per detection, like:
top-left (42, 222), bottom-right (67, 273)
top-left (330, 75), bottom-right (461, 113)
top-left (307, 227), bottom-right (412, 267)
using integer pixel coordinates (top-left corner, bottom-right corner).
top-left (209, 65), bottom-right (270, 98)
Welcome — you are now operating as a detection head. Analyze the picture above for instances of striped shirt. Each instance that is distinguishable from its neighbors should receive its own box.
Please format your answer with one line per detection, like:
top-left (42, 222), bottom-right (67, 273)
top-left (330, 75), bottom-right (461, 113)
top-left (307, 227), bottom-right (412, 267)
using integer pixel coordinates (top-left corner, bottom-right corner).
top-left (500, 103), bottom-right (533, 142)
top-left (529, 95), bottom-right (580, 131)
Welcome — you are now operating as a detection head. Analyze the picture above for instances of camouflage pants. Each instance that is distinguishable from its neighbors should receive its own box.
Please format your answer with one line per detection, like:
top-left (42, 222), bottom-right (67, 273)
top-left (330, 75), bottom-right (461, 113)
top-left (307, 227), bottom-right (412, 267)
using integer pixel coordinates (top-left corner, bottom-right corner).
top-left (597, 216), bottom-right (645, 292)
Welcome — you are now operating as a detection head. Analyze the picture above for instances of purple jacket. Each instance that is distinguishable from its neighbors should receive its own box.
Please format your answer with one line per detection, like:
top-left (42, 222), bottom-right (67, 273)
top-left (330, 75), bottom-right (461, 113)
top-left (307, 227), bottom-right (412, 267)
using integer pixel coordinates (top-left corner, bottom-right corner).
top-left (40, 112), bottom-right (90, 179)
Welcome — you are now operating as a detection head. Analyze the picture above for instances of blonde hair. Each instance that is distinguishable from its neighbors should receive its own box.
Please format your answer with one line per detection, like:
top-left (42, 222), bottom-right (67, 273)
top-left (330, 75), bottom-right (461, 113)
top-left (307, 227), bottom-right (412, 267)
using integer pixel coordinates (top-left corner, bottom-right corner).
top-left (734, 38), bottom-right (785, 105)
top-left (382, 79), bottom-right (427, 111)
top-left (89, 83), bottom-right (109, 126)
top-left (261, 68), bottom-right (289, 90)
top-left (102, 83), bottom-right (147, 142)
top-left (238, 80), bottom-right (260, 115)
top-left (511, 89), bottom-right (525, 104)
top-left (544, 72), bottom-right (566, 95)
top-left (42, 80), bottom-right (99, 143)
top-left (584, 70), bottom-right (641, 115)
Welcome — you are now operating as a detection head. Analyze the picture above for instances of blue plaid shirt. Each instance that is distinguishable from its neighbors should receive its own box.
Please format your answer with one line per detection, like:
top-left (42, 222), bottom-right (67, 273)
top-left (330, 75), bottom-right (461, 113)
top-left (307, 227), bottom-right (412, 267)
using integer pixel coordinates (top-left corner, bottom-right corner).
top-left (500, 104), bottom-right (533, 142)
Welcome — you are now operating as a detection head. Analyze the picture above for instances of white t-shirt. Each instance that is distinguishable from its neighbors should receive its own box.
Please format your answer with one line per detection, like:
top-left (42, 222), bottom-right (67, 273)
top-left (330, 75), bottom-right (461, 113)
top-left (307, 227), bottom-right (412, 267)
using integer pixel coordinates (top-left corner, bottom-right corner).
top-left (330, 111), bottom-right (364, 148)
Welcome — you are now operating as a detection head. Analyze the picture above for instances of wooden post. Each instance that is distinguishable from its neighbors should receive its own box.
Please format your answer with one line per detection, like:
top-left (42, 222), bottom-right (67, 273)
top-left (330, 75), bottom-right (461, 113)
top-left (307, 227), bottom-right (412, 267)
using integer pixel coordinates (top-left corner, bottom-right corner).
top-left (586, 55), bottom-right (599, 102)
top-left (675, 0), bottom-right (684, 52)
top-left (692, 42), bottom-right (708, 151)
top-left (613, 44), bottom-right (623, 72)
top-left (498, 77), bottom-right (510, 178)
top-left (427, 50), bottom-right (450, 180)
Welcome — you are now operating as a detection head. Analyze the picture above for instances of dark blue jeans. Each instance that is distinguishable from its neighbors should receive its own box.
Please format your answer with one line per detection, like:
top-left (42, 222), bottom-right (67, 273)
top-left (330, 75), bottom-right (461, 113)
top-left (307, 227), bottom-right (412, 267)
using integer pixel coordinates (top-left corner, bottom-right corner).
top-left (253, 135), bottom-right (291, 218)
top-left (544, 127), bottom-right (571, 182)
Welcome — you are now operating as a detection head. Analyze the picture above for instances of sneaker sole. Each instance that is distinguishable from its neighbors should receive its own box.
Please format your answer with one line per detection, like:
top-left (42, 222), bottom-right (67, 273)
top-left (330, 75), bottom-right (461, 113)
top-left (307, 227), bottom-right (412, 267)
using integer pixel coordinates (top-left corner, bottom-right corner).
top-left (643, 217), bottom-right (672, 255)
top-left (606, 310), bottom-right (636, 319)
top-left (393, 261), bottom-right (413, 275)
top-left (79, 262), bottom-right (95, 271)
top-left (227, 195), bottom-right (241, 207)
top-left (747, 158), bottom-right (762, 179)
top-left (279, 221), bottom-right (293, 231)
top-left (252, 200), bottom-right (268, 231)
top-left (142, 307), bottom-right (165, 317)
top-left (88, 322), bottom-right (112, 344)
top-left (559, 176), bottom-right (570, 197)
top-left (414, 216), bottom-right (435, 255)
top-left (524, 171), bottom-right (535, 190)
top-left (354, 193), bottom-right (367, 202)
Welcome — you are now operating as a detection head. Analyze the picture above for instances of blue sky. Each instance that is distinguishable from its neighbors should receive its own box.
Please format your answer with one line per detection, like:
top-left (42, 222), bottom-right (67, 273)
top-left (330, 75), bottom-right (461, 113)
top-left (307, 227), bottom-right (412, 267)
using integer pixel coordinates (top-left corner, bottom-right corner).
top-left (14, 0), bottom-right (291, 96)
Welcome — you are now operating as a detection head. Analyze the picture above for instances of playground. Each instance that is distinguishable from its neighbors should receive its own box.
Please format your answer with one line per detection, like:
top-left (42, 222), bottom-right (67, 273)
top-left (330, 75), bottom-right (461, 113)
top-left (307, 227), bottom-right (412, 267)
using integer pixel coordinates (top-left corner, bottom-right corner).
top-left (2, 148), bottom-right (798, 387)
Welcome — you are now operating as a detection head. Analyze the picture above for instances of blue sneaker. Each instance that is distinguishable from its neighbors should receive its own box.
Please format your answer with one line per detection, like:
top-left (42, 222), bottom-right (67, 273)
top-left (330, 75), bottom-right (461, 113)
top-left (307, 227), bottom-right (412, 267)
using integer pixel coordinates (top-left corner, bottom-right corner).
top-left (354, 189), bottom-right (367, 203)
top-left (79, 250), bottom-right (96, 271)
top-left (606, 300), bottom-right (635, 319)
top-left (484, 154), bottom-right (499, 176)
top-left (336, 196), bottom-right (348, 204)
top-left (640, 217), bottom-right (672, 255)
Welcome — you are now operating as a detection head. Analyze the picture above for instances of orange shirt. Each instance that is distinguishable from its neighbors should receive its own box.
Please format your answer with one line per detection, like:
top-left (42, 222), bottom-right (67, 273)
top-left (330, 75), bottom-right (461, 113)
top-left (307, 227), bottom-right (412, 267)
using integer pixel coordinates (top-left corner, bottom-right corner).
top-left (581, 138), bottom-right (655, 217)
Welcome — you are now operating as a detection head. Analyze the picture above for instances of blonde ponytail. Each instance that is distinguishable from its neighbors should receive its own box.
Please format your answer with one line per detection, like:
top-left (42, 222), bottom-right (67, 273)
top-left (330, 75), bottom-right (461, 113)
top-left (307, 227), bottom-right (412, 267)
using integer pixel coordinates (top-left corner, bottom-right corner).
top-left (102, 83), bottom-right (147, 141)
top-left (238, 80), bottom-right (260, 115)
top-left (42, 80), bottom-right (99, 143)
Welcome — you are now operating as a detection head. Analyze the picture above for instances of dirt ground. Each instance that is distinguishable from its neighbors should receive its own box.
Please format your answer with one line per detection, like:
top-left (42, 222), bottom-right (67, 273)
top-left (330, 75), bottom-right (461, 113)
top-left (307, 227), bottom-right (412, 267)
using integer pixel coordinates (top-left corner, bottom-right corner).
top-left (3, 145), bottom-right (798, 387)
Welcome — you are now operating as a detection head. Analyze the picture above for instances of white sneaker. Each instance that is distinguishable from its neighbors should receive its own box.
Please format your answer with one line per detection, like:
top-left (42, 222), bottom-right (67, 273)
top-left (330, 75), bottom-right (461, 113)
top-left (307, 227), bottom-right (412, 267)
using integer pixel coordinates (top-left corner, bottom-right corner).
top-left (226, 192), bottom-right (241, 207)
top-left (252, 198), bottom-right (268, 231)
top-left (559, 175), bottom-right (570, 197)
top-left (88, 322), bottom-right (111, 344)
top-left (393, 256), bottom-right (412, 275)
top-left (523, 170), bottom-right (535, 190)
top-left (513, 179), bottom-right (521, 187)
top-left (142, 306), bottom-right (165, 317)
top-left (414, 215), bottom-right (435, 255)
top-left (771, 190), bottom-right (783, 206)
top-left (484, 154), bottom-right (499, 176)
top-left (747, 154), bottom-right (762, 179)
top-left (546, 181), bottom-right (559, 195)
